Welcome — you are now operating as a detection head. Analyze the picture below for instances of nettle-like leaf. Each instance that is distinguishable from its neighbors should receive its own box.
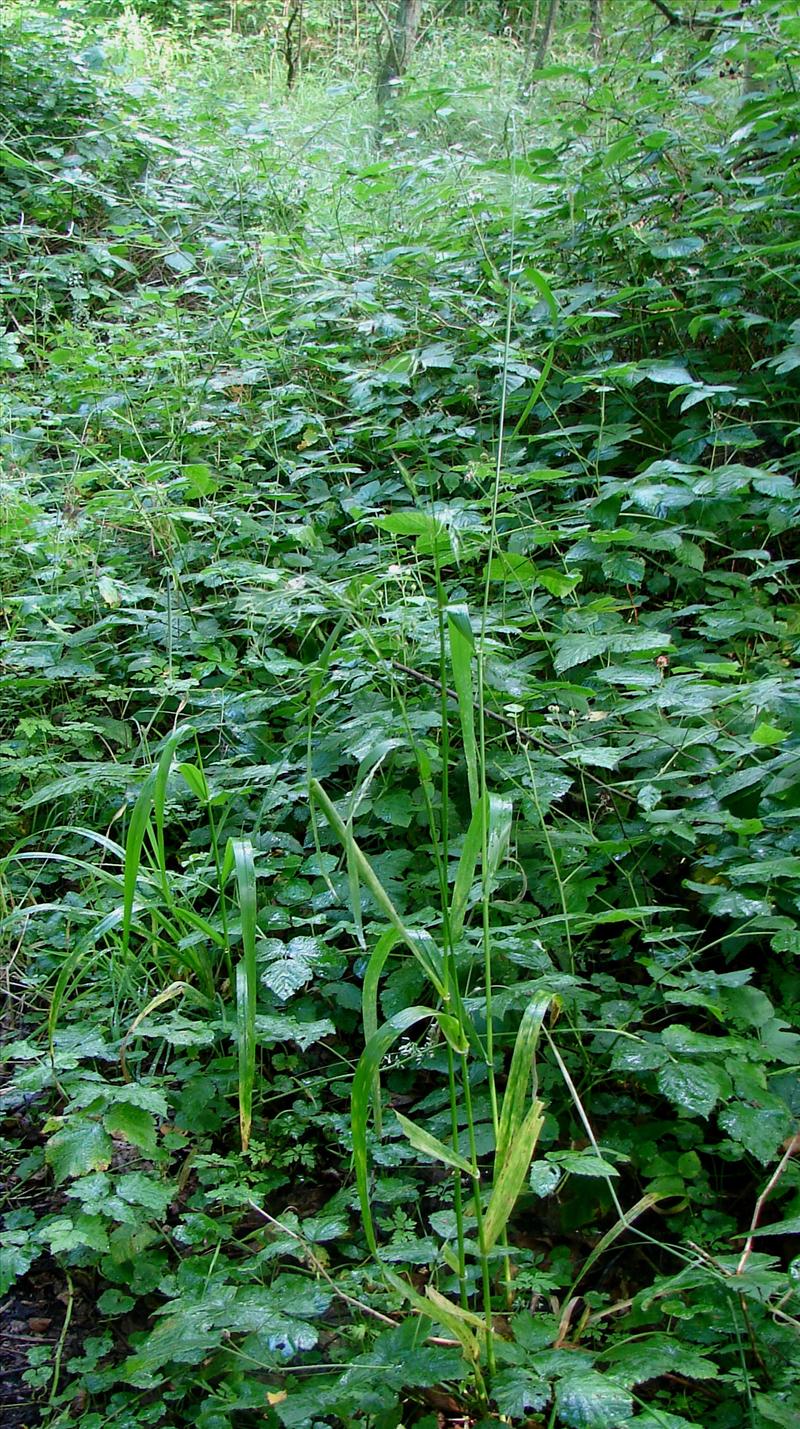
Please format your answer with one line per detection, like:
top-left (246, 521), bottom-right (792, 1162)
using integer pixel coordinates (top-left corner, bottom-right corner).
top-left (103, 1102), bottom-right (158, 1155)
top-left (0, 1235), bottom-right (43, 1296)
top-left (492, 1367), bottom-right (551, 1417)
top-left (657, 1061), bottom-right (731, 1118)
top-left (602, 1332), bottom-right (718, 1386)
top-left (259, 935), bottom-right (327, 1001)
top-left (343, 1317), bottom-right (467, 1389)
top-left (555, 1371), bottom-right (633, 1428)
top-left (45, 1120), bottom-right (113, 1184)
top-left (554, 629), bottom-right (670, 674)
top-left (123, 1276), bottom-right (332, 1382)
top-left (718, 1101), bottom-right (793, 1164)
top-left (38, 1212), bottom-right (110, 1254)
top-left (255, 1012), bottom-right (335, 1050)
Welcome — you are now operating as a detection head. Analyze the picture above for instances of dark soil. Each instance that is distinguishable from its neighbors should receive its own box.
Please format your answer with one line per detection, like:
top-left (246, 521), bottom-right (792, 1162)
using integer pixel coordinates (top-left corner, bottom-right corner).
top-left (0, 1262), bottom-right (62, 1429)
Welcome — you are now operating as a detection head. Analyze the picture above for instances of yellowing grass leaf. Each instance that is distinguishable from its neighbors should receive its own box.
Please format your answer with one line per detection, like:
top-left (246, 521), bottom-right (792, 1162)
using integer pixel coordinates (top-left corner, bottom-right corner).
top-left (447, 604), bottom-right (479, 810)
top-left (394, 1110), bottom-right (476, 1177)
top-left (232, 838), bottom-right (257, 1152)
top-left (484, 1100), bottom-right (545, 1252)
top-left (495, 993), bottom-right (552, 1177)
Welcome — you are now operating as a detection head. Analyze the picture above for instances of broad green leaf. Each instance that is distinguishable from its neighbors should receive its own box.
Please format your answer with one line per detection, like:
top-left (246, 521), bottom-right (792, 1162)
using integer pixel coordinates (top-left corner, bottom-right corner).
top-left (375, 511), bottom-right (443, 539)
top-left (177, 762), bottom-right (209, 802)
top-left (116, 1172), bottom-right (173, 1215)
top-left (529, 1161), bottom-right (562, 1197)
top-left (554, 1151), bottom-right (620, 1178)
top-left (740, 1216), bottom-right (800, 1237)
top-left (493, 1368), bottom-right (551, 1417)
top-left (555, 1370), bottom-right (633, 1428)
top-left (0, 1240), bottom-right (42, 1296)
top-left (487, 550), bottom-right (537, 583)
top-left (98, 574), bottom-right (121, 607)
top-left (103, 1103), bottom-right (157, 1156)
top-left (751, 723), bottom-right (788, 746)
top-left (45, 1121), bottom-right (113, 1184)
top-left (256, 1013), bottom-right (335, 1052)
top-left (718, 1101), bottom-right (793, 1164)
top-left (657, 1061), bottom-right (730, 1117)
top-left (537, 568), bottom-right (582, 597)
top-left (554, 629), bottom-right (670, 673)
top-left (603, 1331), bottom-right (718, 1385)
top-left (419, 342), bottom-right (455, 368)
top-left (649, 237), bottom-right (705, 259)
top-left (637, 360), bottom-right (696, 388)
top-left (40, 1213), bottom-right (110, 1254)
top-left (164, 248), bottom-right (194, 273)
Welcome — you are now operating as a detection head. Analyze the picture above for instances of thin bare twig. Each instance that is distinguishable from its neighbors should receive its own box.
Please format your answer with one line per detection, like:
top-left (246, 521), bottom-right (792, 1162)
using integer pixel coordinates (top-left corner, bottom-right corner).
top-left (247, 1200), bottom-right (398, 1326)
top-left (736, 1135), bottom-right (800, 1276)
top-left (392, 661), bottom-right (528, 738)
top-left (246, 1201), bottom-right (461, 1346)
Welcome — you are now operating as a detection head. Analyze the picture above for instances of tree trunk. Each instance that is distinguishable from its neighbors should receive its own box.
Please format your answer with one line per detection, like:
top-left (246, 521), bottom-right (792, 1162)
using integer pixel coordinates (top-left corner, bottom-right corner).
top-left (518, 0), bottom-right (541, 95)
top-left (589, 0), bottom-right (602, 59)
top-left (376, 0), bottom-right (423, 109)
top-left (532, 0), bottom-right (559, 75)
top-left (285, 0), bottom-right (304, 90)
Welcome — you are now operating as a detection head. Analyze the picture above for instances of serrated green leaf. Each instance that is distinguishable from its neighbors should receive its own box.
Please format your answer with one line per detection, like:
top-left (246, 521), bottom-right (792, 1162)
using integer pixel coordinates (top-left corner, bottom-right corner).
top-left (46, 1121), bottom-right (113, 1184)
top-left (103, 1102), bottom-right (157, 1156)
top-left (493, 1367), bottom-right (551, 1417)
top-left (40, 1212), bottom-right (110, 1254)
top-left (529, 1161), bottom-right (562, 1197)
top-left (657, 1061), bottom-right (730, 1117)
top-left (718, 1101), bottom-right (793, 1164)
top-left (0, 1241), bottom-right (41, 1296)
top-left (555, 1370), bottom-right (633, 1428)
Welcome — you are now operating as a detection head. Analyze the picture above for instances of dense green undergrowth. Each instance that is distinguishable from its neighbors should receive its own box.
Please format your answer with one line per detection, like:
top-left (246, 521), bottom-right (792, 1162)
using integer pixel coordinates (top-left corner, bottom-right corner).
top-left (2, 3), bottom-right (800, 1426)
